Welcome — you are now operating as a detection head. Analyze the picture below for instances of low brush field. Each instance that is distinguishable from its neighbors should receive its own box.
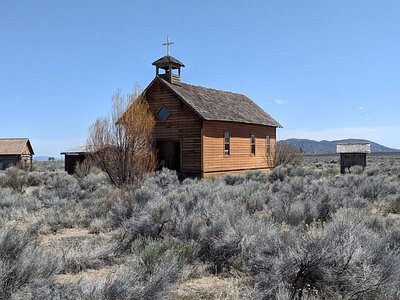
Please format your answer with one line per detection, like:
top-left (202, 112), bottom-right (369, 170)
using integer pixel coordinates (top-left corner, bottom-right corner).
top-left (1, 154), bottom-right (400, 299)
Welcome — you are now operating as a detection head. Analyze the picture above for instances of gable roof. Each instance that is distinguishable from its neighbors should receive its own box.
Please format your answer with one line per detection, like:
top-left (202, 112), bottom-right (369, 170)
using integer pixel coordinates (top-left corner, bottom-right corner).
top-left (156, 77), bottom-right (282, 127)
top-left (0, 138), bottom-right (34, 155)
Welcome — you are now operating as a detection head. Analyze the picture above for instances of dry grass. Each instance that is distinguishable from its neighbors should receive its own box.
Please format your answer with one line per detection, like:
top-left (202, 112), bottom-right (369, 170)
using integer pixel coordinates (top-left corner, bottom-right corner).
top-left (172, 276), bottom-right (256, 300)
top-left (54, 264), bottom-right (119, 284)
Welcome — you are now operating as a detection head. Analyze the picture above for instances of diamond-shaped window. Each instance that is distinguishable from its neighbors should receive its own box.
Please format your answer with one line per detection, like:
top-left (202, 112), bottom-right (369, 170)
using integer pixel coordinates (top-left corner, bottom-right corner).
top-left (157, 106), bottom-right (170, 122)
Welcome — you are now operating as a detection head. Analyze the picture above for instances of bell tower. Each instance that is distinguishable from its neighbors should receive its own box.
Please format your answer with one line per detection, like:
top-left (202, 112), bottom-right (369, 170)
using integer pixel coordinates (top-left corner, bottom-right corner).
top-left (152, 36), bottom-right (185, 86)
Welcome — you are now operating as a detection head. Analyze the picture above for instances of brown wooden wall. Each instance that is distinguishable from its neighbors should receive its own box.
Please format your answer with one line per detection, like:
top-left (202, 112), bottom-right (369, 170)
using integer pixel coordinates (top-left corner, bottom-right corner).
top-left (146, 80), bottom-right (202, 175)
top-left (22, 143), bottom-right (33, 155)
top-left (0, 154), bottom-right (32, 170)
top-left (202, 120), bottom-right (276, 176)
top-left (340, 153), bottom-right (367, 174)
top-left (64, 154), bottom-right (88, 174)
top-left (0, 155), bottom-right (20, 170)
top-left (21, 154), bottom-right (33, 170)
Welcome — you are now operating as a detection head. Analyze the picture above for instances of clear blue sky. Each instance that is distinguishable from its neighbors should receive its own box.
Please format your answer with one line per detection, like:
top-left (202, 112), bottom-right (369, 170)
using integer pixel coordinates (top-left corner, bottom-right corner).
top-left (1, 1), bottom-right (399, 157)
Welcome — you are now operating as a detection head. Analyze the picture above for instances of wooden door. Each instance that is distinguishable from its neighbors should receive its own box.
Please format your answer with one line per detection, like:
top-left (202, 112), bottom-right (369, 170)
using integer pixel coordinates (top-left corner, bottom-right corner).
top-left (156, 141), bottom-right (181, 171)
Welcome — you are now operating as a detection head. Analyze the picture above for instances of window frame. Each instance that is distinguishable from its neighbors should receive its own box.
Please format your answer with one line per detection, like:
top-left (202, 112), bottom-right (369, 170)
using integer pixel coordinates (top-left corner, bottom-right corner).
top-left (251, 133), bottom-right (256, 156)
top-left (266, 135), bottom-right (271, 156)
top-left (156, 106), bottom-right (171, 123)
top-left (224, 131), bottom-right (230, 157)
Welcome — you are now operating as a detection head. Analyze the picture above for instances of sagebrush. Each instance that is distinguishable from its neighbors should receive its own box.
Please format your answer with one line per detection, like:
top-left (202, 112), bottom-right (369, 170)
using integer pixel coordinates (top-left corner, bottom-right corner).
top-left (0, 155), bottom-right (399, 299)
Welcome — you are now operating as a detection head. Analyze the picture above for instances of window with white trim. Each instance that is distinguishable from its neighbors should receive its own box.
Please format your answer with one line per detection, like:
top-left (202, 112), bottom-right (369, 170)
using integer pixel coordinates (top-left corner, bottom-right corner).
top-left (251, 134), bottom-right (256, 155)
top-left (266, 135), bottom-right (271, 156)
top-left (224, 131), bottom-right (230, 156)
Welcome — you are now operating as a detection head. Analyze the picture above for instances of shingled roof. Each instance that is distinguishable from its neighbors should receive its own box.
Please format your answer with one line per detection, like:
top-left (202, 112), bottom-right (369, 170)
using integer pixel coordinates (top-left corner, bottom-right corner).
top-left (158, 77), bottom-right (282, 127)
top-left (152, 56), bottom-right (185, 67)
top-left (0, 138), bottom-right (34, 155)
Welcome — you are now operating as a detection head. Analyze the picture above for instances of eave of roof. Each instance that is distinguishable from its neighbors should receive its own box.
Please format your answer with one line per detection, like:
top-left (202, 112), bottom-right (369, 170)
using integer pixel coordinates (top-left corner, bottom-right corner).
top-left (152, 55), bottom-right (185, 67)
top-left (60, 145), bottom-right (93, 155)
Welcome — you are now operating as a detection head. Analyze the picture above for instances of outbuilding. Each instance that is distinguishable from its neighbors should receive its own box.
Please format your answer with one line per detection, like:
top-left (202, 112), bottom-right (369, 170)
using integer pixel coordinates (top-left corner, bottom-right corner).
top-left (0, 138), bottom-right (34, 170)
top-left (337, 143), bottom-right (371, 174)
top-left (61, 146), bottom-right (92, 174)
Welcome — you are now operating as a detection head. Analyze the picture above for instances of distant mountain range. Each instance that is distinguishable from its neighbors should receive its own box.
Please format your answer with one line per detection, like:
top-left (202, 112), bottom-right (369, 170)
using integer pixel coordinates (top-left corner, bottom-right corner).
top-left (278, 138), bottom-right (400, 154)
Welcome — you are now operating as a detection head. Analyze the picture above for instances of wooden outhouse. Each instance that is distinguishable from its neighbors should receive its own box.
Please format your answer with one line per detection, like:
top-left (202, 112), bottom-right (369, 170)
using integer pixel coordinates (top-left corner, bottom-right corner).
top-left (337, 143), bottom-right (371, 174)
top-left (126, 54), bottom-right (282, 177)
top-left (0, 138), bottom-right (34, 170)
top-left (61, 146), bottom-right (92, 174)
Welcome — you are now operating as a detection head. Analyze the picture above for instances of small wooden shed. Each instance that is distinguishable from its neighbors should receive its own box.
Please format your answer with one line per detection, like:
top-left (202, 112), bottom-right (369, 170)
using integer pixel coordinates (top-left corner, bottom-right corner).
top-left (337, 143), bottom-right (371, 174)
top-left (61, 146), bottom-right (92, 174)
top-left (0, 138), bottom-right (34, 170)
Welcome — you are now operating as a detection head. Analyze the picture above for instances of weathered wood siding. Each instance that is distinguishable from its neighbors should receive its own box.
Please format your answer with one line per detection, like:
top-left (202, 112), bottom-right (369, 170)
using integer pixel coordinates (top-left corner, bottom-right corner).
top-left (0, 155), bottom-right (20, 170)
top-left (64, 154), bottom-right (88, 174)
top-left (22, 143), bottom-right (32, 155)
top-left (146, 80), bottom-right (202, 175)
top-left (340, 153), bottom-right (367, 174)
top-left (21, 144), bottom-right (33, 169)
top-left (202, 120), bottom-right (276, 176)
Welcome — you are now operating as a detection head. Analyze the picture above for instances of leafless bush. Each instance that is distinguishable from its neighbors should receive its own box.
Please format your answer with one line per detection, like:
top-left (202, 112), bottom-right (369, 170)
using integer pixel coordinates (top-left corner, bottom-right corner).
top-left (88, 88), bottom-right (156, 188)
top-left (276, 142), bottom-right (303, 166)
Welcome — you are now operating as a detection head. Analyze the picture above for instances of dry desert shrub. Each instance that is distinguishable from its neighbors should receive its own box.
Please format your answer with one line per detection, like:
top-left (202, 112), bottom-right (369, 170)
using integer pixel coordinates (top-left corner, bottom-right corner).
top-left (276, 142), bottom-right (303, 166)
top-left (88, 88), bottom-right (156, 188)
top-left (1, 155), bottom-right (400, 299)
top-left (1, 167), bottom-right (28, 192)
top-left (0, 225), bottom-right (59, 299)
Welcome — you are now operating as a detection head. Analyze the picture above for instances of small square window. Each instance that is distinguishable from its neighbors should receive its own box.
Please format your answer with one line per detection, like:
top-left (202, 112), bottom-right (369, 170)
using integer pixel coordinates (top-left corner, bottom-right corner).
top-left (157, 106), bottom-right (170, 122)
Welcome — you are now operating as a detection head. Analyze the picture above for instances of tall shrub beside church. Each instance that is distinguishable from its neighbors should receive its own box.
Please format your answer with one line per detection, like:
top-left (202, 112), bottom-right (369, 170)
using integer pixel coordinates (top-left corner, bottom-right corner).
top-left (88, 89), bottom-right (155, 187)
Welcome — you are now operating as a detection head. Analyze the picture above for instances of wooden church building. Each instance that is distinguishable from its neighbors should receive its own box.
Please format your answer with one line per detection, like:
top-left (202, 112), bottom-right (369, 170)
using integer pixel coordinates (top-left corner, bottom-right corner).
top-left (132, 49), bottom-right (282, 177)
